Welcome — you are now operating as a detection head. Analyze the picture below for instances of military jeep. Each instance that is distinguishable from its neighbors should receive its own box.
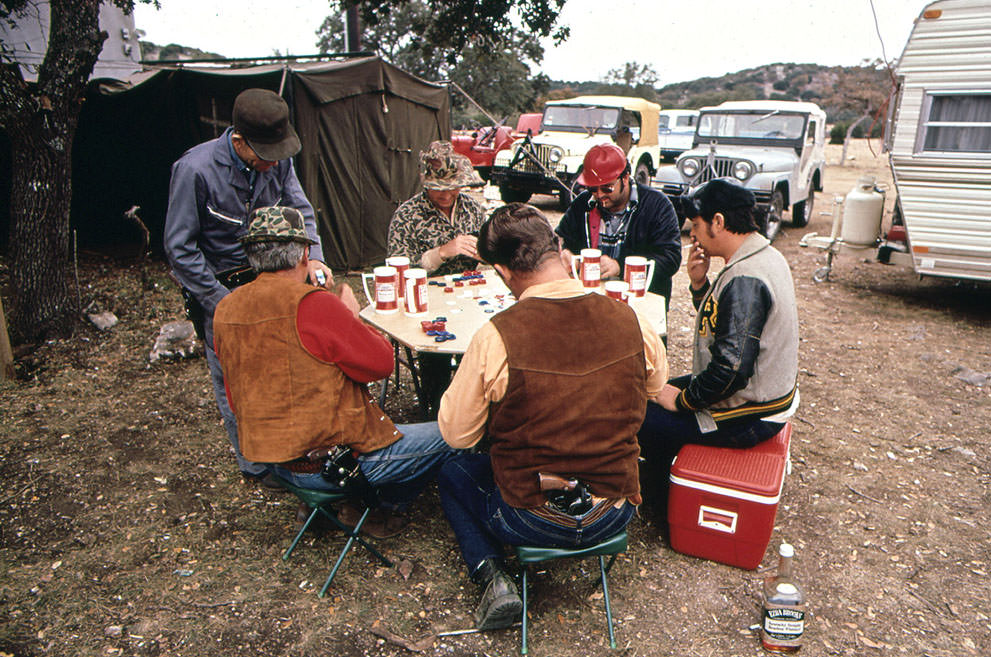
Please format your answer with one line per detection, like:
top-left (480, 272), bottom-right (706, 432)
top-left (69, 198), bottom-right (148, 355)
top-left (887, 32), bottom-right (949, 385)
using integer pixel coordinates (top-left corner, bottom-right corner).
top-left (490, 95), bottom-right (661, 208)
top-left (653, 100), bottom-right (826, 241)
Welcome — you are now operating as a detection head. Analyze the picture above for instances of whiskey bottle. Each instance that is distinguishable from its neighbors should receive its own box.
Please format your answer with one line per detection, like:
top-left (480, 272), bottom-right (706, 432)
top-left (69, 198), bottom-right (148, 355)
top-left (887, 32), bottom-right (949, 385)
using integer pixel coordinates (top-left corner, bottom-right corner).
top-left (761, 543), bottom-right (805, 653)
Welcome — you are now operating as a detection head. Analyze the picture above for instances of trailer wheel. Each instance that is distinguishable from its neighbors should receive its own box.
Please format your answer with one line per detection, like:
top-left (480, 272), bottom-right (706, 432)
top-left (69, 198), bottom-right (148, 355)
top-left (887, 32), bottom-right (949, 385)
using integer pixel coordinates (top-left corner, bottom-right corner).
top-left (762, 189), bottom-right (785, 242)
top-left (499, 186), bottom-right (531, 203)
top-left (791, 191), bottom-right (813, 228)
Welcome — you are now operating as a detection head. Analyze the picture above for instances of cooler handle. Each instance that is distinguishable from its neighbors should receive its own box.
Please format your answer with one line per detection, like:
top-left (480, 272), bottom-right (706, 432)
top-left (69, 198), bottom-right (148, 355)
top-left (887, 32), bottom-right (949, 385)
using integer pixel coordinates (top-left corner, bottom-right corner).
top-left (698, 505), bottom-right (738, 534)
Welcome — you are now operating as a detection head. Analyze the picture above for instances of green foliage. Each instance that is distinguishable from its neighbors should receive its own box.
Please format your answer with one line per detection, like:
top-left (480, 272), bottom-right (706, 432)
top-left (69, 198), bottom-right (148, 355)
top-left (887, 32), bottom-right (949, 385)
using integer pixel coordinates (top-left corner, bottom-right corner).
top-left (343, 0), bottom-right (568, 62)
top-left (319, 0), bottom-right (547, 122)
top-left (830, 120), bottom-right (883, 143)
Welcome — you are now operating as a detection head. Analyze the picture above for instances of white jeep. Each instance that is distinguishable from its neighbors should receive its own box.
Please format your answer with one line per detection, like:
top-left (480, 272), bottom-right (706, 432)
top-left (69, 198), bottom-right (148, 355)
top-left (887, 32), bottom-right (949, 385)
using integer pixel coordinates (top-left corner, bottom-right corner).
top-left (490, 95), bottom-right (661, 208)
top-left (652, 100), bottom-right (826, 240)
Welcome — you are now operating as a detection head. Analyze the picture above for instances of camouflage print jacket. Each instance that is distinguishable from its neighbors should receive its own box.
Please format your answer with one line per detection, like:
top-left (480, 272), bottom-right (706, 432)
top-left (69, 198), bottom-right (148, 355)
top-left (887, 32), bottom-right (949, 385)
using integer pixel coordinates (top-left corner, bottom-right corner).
top-left (386, 191), bottom-right (486, 276)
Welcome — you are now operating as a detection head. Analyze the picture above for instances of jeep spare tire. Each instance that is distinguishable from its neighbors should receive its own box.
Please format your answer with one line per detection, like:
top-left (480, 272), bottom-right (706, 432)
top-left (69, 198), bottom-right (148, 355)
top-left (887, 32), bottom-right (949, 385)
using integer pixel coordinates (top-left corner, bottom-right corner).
top-left (791, 191), bottom-right (813, 228)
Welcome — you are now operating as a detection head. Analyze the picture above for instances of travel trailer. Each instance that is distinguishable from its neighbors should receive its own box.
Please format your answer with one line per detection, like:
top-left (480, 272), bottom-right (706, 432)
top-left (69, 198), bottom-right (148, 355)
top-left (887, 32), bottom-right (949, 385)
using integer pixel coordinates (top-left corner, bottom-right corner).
top-left (801, 0), bottom-right (991, 282)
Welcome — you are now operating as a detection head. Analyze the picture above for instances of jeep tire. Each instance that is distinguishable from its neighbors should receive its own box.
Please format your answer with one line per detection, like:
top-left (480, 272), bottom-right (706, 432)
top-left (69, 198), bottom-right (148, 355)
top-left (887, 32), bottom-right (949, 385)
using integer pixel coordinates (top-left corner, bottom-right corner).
top-left (762, 189), bottom-right (785, 243)
top-left (499, 186), bottom-right (531, 204)
top-left (634, 160), bottom-right (651, 186)
top-left (791, 191), bottom-right (814, 228)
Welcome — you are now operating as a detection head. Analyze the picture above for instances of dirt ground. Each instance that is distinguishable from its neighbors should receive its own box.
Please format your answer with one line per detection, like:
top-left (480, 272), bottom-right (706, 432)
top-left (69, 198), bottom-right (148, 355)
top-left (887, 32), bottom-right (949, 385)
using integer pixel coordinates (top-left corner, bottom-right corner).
top-left (1, 140), bottom-right (990, 657)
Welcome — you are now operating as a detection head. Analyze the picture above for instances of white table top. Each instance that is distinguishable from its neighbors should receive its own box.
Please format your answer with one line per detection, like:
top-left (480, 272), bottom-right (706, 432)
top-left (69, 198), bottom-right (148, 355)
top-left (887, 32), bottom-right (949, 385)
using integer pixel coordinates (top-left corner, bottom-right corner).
top-left (360, 272), bottom-right (666, 355)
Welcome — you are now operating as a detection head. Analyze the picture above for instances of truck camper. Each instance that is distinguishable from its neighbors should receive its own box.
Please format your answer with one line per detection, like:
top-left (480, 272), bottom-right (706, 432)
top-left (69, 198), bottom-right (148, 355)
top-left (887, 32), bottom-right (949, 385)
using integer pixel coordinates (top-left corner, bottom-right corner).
top-left (801, 0), bottom-right (991, 282)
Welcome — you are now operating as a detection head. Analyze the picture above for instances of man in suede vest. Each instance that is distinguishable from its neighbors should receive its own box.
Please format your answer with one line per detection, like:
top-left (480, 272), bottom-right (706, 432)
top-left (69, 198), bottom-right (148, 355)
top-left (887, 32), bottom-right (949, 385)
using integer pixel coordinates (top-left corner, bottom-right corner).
top-left (213, 206), bottom-right (454, 538)
top-left (437, 203), bottom-right (668, 631)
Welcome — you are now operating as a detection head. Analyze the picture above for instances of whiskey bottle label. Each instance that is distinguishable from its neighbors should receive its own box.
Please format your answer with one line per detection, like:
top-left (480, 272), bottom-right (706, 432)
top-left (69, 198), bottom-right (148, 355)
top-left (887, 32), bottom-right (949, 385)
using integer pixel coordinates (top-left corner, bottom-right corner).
top-left (763, 607), bottom-right (805, 640)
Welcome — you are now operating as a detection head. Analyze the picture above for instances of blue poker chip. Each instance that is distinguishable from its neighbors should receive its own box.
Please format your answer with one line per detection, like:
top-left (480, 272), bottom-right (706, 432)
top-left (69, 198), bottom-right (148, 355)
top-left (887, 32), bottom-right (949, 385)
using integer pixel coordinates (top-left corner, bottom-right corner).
top-left (435, 316), bottom-right (447, 322)
top-left (484, 308), bottom-right (495, 313)
top-left (426, 330), bottom-right (438, 336)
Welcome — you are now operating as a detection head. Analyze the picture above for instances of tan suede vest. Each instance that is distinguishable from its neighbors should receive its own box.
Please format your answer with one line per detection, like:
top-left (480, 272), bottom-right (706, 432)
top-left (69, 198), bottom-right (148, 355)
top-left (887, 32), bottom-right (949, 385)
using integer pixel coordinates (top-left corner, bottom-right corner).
top-left (488, 293), bottom-right (646, 508)
top-left (214, 274), bottom-right (400, 463)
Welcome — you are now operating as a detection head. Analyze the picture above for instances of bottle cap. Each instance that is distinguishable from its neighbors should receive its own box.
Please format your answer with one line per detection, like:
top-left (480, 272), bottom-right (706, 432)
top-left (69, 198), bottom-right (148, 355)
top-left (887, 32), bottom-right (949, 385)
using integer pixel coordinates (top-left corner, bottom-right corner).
top-left (779, 543), bottom-right (794, 558)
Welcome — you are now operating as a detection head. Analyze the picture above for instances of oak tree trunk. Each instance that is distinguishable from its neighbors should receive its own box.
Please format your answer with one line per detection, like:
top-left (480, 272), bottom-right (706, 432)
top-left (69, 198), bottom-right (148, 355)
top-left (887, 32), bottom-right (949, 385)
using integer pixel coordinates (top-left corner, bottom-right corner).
top-left (0, 0), bottom-right (106, 342)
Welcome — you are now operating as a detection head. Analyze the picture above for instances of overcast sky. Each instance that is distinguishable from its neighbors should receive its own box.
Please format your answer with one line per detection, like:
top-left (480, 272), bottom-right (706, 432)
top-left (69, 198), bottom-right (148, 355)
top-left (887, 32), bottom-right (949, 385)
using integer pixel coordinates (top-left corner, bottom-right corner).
top-left (133, 0), bottom-right (934, 84)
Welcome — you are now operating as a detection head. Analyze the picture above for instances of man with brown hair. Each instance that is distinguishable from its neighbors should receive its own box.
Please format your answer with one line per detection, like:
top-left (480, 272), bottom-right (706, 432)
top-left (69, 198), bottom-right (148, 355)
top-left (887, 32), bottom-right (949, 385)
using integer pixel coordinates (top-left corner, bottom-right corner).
top-left (436, 203), bottom-right (667, 630)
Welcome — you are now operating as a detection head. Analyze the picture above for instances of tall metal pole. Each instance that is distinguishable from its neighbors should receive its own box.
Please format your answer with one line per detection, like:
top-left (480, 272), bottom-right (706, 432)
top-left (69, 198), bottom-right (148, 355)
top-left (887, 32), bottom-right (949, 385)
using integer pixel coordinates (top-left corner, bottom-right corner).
top-left (346, 5), bottom-right (361, 52)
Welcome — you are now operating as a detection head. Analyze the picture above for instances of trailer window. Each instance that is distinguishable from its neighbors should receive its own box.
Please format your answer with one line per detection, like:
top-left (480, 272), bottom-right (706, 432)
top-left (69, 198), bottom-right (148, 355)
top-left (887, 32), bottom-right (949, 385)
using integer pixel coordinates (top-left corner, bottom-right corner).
top-left (919, 94), bottom-right (991, 153)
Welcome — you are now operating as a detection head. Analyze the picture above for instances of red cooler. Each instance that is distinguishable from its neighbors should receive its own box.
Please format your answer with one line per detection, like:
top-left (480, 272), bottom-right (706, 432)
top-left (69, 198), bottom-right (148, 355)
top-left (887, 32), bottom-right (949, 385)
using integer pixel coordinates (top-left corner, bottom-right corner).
top-left (667, 423), bottom-right (792, 569)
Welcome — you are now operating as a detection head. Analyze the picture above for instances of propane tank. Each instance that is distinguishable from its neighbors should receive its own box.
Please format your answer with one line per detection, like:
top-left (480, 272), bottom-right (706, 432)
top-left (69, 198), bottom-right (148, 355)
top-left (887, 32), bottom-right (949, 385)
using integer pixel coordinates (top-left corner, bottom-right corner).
top-left (840, 175), bottom-right (885, 246)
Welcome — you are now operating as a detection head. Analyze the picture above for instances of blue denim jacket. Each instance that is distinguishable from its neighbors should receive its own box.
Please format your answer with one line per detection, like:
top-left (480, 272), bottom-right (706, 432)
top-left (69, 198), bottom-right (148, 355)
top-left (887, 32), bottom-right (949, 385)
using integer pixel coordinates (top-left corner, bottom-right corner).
top-left (164, 127), bottom-right (324, 316)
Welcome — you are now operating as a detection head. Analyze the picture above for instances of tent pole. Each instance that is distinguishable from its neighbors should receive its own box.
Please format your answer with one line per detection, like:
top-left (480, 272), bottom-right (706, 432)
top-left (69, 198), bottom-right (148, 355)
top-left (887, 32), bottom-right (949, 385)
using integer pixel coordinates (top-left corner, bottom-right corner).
top-left (446, 81), bottom-right (500, 126)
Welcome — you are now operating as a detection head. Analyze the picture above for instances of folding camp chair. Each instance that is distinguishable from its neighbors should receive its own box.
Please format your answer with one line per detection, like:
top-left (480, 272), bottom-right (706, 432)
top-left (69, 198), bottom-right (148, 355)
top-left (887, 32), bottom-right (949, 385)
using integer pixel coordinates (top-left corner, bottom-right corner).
top-left (272, 451), bottom-right (392, 597)
top-left (514, 530), bottom-right (628, 654)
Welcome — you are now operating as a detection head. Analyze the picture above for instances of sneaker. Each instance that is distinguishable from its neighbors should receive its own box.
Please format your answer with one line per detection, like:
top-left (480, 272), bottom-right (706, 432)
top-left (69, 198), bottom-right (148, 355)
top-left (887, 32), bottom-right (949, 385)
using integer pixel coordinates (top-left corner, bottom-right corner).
top-left (474, 571), bottom-right (523, 630)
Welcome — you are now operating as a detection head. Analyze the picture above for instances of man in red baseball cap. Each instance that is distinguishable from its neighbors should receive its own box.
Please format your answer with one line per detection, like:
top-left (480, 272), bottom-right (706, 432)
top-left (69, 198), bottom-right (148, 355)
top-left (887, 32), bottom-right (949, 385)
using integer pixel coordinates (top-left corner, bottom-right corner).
top-left (555, 143), bottom-right (682, 327)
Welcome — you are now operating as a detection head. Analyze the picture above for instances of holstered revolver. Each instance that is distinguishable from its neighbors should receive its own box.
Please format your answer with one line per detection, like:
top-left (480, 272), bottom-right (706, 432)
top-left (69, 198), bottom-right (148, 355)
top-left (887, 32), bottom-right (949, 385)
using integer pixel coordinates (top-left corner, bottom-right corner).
top-left (307, 445), bottom-right (378, 509)
top-left (538, 472), bottom-right (593, 516)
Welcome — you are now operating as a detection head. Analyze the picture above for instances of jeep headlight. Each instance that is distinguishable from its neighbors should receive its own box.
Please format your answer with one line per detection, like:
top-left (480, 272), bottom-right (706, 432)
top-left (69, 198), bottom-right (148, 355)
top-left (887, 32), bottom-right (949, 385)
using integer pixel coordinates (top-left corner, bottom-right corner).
top-left (732, 160), bottom-right (754, 181)
top-left (548, 147), bottom-right (564, 164)
top-left (679, 157), bottom-right (700, 178)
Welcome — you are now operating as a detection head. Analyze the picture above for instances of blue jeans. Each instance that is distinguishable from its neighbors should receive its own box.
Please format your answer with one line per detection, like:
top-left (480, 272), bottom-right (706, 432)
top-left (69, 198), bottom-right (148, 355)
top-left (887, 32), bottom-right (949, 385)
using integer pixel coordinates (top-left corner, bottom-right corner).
top-left (636, 384), bottom-right (783, 506)
top-left (437, 453), bottom-right (636, 574)
top-left (271, 421), bottom-right (455, 511)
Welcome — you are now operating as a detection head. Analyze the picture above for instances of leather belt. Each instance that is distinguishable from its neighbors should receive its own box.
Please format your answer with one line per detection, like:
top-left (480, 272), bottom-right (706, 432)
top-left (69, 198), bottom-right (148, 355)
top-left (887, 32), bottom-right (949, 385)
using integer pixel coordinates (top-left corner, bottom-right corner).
top-left (279, 458), bottom-right (322, 474)
top-left (528, 498), bottom-right (620, 529)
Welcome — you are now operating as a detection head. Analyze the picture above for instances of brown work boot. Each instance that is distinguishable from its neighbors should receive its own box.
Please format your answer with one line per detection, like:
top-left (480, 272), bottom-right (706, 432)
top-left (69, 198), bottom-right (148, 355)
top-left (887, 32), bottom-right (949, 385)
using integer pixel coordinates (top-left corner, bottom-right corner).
top-left (337, 503), bottom-right (409, 539)
top-left (474, 569), bottom-right (523, 630)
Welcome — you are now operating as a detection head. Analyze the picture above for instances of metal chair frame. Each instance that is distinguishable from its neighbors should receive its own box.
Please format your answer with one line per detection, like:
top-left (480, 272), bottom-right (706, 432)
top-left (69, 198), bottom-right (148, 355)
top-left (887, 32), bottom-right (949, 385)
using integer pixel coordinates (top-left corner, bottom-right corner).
top-left (514, 530), bottom-right (628, 654)
top-left (274, 475), bottom-right (393, 597)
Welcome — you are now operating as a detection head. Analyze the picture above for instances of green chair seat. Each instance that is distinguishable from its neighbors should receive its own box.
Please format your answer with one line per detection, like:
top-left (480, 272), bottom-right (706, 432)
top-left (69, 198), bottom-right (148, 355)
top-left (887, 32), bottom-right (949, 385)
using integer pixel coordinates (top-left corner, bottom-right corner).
top-left (272, 474), bottom-right (392, 597)
top-left (516, 532), bottom-right (628, 564)
top-left (513, 530), bottom-right (628, 654)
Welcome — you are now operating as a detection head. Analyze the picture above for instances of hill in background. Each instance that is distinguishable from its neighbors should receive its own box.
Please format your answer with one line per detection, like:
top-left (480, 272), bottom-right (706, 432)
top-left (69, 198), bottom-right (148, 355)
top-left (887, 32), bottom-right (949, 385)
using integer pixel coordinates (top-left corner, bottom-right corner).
top-left (548, 61), bottom-right (891, 124)
top-left (139, 41), bottom-right (225, 62)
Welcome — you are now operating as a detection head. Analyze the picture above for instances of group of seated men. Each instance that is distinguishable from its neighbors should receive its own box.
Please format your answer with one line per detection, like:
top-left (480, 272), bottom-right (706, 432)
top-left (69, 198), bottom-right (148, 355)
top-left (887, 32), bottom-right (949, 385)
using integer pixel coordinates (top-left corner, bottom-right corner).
top-left (165, 89), bottom-right (799, 631)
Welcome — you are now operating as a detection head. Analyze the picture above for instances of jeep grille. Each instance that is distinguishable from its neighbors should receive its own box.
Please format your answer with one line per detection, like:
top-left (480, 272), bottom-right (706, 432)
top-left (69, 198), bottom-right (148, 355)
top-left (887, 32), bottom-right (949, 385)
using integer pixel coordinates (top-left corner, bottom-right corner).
top-left (693, 157), bottom-right (739, 184)
top-left (511, 144), bottom-right (555, 173)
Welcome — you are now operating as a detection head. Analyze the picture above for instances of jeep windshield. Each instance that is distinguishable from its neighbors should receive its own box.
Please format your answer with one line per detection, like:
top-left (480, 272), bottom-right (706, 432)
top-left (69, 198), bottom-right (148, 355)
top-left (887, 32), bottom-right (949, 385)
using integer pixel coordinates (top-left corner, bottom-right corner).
top-left (697, 111), bottom-right (807, 141)
top-left (542, 105), bottom-right (621, 134)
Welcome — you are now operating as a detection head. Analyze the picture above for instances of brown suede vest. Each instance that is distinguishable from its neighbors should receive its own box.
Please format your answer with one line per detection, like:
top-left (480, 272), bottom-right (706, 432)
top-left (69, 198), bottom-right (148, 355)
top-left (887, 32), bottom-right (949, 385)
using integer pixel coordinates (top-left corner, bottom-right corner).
top-left (488, 293), bottom-right (646, 508)
top-left (213, 274), bottom-right (400, 463)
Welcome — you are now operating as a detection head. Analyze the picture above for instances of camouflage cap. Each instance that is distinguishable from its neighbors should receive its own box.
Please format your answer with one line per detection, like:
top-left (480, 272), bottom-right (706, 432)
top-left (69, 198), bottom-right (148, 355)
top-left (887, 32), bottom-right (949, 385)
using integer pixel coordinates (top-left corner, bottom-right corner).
top-left (240, 206), bottom-right (317, 245)
top-left (420, 140), bottom-right (484, 190)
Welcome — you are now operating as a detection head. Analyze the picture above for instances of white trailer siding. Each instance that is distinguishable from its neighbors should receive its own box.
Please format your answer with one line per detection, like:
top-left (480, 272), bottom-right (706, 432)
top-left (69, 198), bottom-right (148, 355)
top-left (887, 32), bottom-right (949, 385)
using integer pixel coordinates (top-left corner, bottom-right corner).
top-left (889, 0), bottom-right (991, 281)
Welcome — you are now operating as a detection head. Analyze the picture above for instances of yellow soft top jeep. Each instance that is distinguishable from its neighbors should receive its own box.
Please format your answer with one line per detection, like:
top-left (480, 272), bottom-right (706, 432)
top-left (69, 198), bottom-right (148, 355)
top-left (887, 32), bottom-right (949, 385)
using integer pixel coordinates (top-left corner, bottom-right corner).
top-left (491, 95), bottom-right (661, 208)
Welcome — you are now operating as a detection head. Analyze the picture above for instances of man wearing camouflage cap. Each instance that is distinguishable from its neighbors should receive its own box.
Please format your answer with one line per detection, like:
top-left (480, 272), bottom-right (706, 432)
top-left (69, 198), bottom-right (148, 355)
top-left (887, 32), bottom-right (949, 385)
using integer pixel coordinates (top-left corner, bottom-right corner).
top-left (636, 178), bottom-right (799, 513)
top-left (386, 140), bottom-right (487, 416)
top-left (164, 88), bottom-right (334, 485)
top-left (213, 207), bottom-right (455, 538)
top-left (387, 140), bottom-right (486, 277)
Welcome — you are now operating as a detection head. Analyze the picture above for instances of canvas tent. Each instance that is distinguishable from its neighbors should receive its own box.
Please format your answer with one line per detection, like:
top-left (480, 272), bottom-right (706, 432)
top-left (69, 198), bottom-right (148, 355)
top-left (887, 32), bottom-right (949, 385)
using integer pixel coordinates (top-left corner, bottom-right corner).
top-left (27, 56), bottom-right (450, 270)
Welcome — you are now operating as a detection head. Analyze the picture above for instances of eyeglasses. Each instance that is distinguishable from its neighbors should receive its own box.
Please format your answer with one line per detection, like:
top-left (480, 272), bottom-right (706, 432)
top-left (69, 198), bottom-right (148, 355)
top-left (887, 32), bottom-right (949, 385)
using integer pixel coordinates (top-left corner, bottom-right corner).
top-left (587, 182), bottom-right (618, 195)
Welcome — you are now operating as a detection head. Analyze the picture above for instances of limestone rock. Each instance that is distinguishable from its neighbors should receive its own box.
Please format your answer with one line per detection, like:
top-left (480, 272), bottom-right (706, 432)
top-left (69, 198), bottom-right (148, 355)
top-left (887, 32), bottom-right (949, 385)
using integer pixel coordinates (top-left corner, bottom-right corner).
top-left (149, 320), bottom-right (200, 362)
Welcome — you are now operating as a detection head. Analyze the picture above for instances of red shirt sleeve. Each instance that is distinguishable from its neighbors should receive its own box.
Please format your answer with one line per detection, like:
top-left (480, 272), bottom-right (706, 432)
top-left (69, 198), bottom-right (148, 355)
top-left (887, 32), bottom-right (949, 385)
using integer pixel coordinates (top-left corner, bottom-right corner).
top-left (296, 291), bottom-right (394, 383)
